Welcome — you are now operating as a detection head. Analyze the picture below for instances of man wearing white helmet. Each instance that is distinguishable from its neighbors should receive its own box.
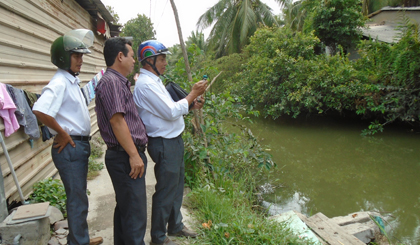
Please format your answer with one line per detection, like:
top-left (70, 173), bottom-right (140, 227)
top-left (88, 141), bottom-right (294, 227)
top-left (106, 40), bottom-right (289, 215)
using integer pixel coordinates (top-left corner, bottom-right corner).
top-left (133, 40), bottom-right (207, 245)
top-left (33, 29), bottom-right (102, 245)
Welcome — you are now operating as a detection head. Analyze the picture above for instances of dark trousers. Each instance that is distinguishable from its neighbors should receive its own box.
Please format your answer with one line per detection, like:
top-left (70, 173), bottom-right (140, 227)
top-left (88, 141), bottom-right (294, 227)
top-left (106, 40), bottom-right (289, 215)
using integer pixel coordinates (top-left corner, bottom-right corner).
top-left (105, 149), bottom-right (148, 245)
top-left (51, 140), bottom-right (90, 245)
top-left (148, 135), bottom-right (185, 244)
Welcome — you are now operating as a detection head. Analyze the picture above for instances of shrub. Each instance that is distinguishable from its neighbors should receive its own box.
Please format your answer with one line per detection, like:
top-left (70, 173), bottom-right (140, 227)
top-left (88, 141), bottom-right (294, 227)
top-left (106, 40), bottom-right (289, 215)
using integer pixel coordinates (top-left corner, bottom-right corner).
top-left (29, 178), bottom-right (67, 216)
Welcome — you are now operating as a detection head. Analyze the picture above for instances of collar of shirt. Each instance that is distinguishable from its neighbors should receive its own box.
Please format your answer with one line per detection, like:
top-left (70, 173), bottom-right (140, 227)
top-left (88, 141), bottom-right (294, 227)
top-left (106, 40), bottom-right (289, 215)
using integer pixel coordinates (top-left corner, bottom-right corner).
top-left (107, 68), bottom-right (131, 89)
top-left (139, 68), bottom-right (162, 85)
top-left (57, 68), bottom-right (80, 85)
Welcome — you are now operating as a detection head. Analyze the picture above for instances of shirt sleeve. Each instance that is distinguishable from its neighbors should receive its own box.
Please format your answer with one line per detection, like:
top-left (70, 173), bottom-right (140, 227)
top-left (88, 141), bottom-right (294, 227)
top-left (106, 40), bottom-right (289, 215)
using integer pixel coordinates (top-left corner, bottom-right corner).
top-left (97, 79), bottom-right (127, 120)
top-left (32, 79), bottom-right (65, 118)
top-left (134, 82), bottom-right (189, 121)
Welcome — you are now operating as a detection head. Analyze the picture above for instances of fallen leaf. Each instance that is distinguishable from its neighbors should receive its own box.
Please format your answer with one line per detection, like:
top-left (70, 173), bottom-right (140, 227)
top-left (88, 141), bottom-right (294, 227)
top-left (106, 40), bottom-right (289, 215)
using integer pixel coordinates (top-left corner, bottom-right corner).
top-left (202, 220), bottom-right (213, 229)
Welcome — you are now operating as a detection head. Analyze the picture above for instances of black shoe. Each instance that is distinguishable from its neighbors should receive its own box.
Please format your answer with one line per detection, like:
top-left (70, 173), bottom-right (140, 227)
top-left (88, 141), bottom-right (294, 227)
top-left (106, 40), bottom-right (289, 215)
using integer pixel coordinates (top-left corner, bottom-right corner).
top-left (168, 226), bottom-right (197, 238)
top-left (150, 237), bottom-right (179, 245)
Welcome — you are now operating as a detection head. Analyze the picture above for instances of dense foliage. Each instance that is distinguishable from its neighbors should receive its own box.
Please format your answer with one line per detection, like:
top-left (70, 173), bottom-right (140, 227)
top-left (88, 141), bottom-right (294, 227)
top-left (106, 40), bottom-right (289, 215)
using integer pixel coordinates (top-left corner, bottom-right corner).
top-left (232, 21), bottom-right (420, 134)
top-left (355, 19), bottom-right (420, 130)
top-left (307, 0), bottom-right (365, 53)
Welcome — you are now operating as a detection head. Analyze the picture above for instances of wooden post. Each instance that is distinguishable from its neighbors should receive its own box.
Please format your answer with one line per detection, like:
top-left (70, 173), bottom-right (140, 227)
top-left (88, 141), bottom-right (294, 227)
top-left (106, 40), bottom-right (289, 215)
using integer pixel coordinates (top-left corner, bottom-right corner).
top-left (169, 0), bottom-right (202, 135)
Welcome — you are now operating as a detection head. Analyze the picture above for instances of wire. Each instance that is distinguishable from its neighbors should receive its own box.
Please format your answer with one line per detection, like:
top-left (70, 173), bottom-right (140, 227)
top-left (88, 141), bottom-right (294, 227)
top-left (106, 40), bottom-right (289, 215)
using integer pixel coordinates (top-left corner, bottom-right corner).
top-left (156, 0), bottom-right (169, 30)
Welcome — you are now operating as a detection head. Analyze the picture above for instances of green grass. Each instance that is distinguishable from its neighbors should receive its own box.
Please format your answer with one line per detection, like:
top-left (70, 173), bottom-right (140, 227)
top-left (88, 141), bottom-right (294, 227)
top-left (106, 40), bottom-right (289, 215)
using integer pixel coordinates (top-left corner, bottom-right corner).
top-left (185, 170), bottom-right (315, 245)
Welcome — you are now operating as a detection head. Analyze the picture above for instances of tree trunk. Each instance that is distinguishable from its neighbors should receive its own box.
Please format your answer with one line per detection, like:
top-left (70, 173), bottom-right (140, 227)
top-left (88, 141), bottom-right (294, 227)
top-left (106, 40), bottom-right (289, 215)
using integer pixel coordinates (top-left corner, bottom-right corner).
top-left (169, 0), bottom-right (193, 83)
top-left (169, 0), bottom-right (203, 136)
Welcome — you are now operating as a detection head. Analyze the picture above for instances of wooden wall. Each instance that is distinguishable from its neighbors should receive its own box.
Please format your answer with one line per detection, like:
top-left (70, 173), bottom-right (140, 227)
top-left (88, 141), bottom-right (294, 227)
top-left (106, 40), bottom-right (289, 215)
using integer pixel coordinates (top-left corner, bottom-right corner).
top-left (0, 0), bottom-right (108, 203)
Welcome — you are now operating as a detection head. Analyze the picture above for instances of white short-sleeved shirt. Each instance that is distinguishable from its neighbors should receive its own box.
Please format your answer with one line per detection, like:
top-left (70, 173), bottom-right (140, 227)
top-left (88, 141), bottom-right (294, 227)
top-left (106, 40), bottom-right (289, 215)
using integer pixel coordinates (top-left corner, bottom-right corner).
top-left (33, 69), bottom-right (91, 136)
top-left (133, 68), bottom-right (189, 139)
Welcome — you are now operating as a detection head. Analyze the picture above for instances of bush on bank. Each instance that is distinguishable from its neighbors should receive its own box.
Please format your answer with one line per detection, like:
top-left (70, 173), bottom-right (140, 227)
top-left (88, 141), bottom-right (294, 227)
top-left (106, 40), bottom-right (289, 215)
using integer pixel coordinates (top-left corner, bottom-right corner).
top-left (233, 21), bottom-right (420, 134)
top-left (233, 20), bottom-right (420, 134)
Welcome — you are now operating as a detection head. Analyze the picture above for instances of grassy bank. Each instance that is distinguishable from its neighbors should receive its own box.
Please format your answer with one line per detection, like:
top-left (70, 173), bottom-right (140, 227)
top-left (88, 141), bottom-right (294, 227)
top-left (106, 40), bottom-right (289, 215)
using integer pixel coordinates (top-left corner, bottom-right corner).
top-left (181, 92), bottom-right (315, 244)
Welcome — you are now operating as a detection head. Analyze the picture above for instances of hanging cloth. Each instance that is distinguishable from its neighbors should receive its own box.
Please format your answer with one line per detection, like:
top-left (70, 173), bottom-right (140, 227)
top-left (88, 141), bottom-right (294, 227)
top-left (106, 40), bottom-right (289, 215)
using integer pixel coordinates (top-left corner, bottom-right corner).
top-left (0, 83), bottom-right (20, 137)
top-left (80, 86), bottom-right (90, 106)
top-left (23, 89), bottom-right (39, 109)
top-left (6, 85), bottom-right (40, 139)
top-left (88, 81), bottom-right (95, 100)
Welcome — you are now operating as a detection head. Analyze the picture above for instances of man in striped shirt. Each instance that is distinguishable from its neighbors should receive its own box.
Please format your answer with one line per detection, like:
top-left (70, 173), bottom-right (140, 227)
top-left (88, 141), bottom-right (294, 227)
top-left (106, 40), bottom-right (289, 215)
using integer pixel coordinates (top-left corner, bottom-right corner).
top-left (95, 37), bottom-right (148, 245)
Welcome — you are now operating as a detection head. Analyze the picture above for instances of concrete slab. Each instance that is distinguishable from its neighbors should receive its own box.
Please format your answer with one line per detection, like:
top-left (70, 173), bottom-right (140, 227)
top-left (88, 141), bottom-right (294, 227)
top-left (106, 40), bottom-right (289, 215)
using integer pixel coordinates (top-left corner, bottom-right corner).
top-left (0, 215), bottom-right (50, 245)
top-left (344, 222), bottom-right (376, 244)
top-left (269, 210), bottom-right (321, 244)
top-left (330, 211), bottom-right (380, 226)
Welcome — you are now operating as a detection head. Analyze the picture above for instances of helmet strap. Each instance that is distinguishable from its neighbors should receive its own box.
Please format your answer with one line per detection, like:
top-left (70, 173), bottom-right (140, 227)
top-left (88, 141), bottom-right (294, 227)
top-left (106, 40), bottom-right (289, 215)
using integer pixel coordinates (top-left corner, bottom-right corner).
top-left (67, 52), bottom-right (79, 77)
top-left (67, 69), bottom-right (79, 77)
top-left (145, 57), bottom-right (160, 76)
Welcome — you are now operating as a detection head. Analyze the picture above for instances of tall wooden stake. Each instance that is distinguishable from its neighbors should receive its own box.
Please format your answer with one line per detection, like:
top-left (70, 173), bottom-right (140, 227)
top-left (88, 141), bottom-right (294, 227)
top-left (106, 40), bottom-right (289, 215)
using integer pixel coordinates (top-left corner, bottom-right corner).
top-left (169, 0), bottom-right (193, 83)
top-left (169, 0), bottom-right (202, 135)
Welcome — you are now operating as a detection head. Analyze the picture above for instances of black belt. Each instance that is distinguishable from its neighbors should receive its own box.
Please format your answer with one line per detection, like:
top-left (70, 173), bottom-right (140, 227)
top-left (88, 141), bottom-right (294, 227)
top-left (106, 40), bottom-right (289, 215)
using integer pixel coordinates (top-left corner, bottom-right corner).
top-left (108, 145), bottom-right (146, 153)
top-left (70, 135), bottom-right (91, 141)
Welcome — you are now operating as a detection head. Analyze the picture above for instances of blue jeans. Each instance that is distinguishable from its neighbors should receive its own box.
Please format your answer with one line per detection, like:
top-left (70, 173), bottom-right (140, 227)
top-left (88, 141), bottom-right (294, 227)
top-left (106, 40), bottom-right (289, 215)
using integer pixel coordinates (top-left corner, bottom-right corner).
top-left (148, 135), bottom-right (185, 244)
top-left (105, 149), bottom-right (148, 245)
top-left (51, 140), bottom-right (90, 245)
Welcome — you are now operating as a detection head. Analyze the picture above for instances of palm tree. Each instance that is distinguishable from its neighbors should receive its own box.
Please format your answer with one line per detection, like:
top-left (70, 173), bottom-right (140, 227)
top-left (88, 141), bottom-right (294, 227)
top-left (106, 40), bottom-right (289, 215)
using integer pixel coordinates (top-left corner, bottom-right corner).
top-left (186, 30), bottom-right (207, 52)
top-left (197, 0), bottom-right (283, 58)
top-left (282, 0), bottom-right (307, 32)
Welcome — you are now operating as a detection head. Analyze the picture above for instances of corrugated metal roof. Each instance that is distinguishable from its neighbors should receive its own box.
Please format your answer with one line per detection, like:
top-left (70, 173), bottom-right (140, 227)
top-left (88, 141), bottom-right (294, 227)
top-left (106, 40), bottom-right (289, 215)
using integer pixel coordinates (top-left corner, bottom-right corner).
top-left (362, 24), bottom-right (401, 43)
top-left (364, 6), bottom-right (420, 43)
top-left (369, 6), bottom-right (420, 18)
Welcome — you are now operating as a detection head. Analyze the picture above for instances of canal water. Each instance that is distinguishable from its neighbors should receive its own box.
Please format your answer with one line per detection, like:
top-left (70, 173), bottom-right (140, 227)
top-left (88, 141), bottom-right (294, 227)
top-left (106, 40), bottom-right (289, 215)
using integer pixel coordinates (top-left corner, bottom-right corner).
top-left (244, 115), bottom-right (420, 245)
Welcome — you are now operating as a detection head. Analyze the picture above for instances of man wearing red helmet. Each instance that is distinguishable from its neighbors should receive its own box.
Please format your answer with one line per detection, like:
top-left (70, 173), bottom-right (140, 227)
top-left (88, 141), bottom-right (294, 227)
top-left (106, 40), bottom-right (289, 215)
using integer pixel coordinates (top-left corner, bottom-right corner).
top-left (134, 40), bottom-right (207, 245)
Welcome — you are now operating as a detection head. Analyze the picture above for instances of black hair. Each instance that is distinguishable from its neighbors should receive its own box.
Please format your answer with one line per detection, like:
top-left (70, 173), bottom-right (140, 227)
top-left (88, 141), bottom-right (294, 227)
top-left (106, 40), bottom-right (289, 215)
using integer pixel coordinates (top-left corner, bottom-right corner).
top-left (103, 37), bottom-right (132, 67)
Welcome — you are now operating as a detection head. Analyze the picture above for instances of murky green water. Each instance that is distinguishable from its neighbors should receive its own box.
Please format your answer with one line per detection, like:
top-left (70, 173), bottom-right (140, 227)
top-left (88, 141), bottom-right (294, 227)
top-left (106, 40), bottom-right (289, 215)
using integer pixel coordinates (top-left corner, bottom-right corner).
top-left (245, 115), bottom-right (420, 244)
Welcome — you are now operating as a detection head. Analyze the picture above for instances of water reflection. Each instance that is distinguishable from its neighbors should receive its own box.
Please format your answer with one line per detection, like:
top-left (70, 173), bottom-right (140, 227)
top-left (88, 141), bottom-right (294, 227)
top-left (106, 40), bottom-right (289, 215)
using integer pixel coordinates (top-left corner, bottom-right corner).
top-left (244, 115), bottom-right (420, 244)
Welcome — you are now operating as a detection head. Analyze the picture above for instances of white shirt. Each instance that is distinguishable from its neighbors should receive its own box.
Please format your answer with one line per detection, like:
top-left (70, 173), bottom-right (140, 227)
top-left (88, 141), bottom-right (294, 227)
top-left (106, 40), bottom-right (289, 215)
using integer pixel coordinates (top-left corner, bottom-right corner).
top-left (133, 68), bottom-right (189, 138)
top-left (33, 69), bottom-right (91, 136)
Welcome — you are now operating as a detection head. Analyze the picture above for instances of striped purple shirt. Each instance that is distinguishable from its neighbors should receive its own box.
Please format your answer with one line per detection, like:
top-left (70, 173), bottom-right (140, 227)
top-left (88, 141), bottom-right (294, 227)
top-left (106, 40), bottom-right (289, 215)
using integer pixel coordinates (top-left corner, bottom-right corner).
top-left (95, 68), bottom-right (148, 148)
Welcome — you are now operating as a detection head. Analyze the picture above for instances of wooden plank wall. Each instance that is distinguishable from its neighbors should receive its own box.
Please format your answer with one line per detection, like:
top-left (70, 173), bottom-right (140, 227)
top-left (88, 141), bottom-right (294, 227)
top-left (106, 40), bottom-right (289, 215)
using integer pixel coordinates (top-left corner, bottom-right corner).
top-left (0, 0), bottom-right (107, 203)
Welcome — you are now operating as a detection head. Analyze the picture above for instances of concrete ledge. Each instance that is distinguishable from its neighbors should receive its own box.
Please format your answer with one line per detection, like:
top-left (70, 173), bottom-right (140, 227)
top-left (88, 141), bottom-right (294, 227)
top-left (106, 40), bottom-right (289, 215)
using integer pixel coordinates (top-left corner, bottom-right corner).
top-left (0, 215), bottom-right (50, 245)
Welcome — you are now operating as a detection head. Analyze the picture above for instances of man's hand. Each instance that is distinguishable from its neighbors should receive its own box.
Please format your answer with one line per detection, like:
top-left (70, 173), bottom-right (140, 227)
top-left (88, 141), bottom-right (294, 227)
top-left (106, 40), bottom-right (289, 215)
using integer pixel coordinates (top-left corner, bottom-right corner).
top-left (129, 153), bottom-right (145, 179)
top-left (110, 113), bottom-right (145, 179)
top-left (53, 132), bottom-right (75, 153)
top-left (192, 96), bottom-right (205, 110)
top-left (33, 111), bottom-right (75, 154)
top-left (185, 80), bottom-right (208, 105)
top-left (191, 80), bottom-right (208, 97)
